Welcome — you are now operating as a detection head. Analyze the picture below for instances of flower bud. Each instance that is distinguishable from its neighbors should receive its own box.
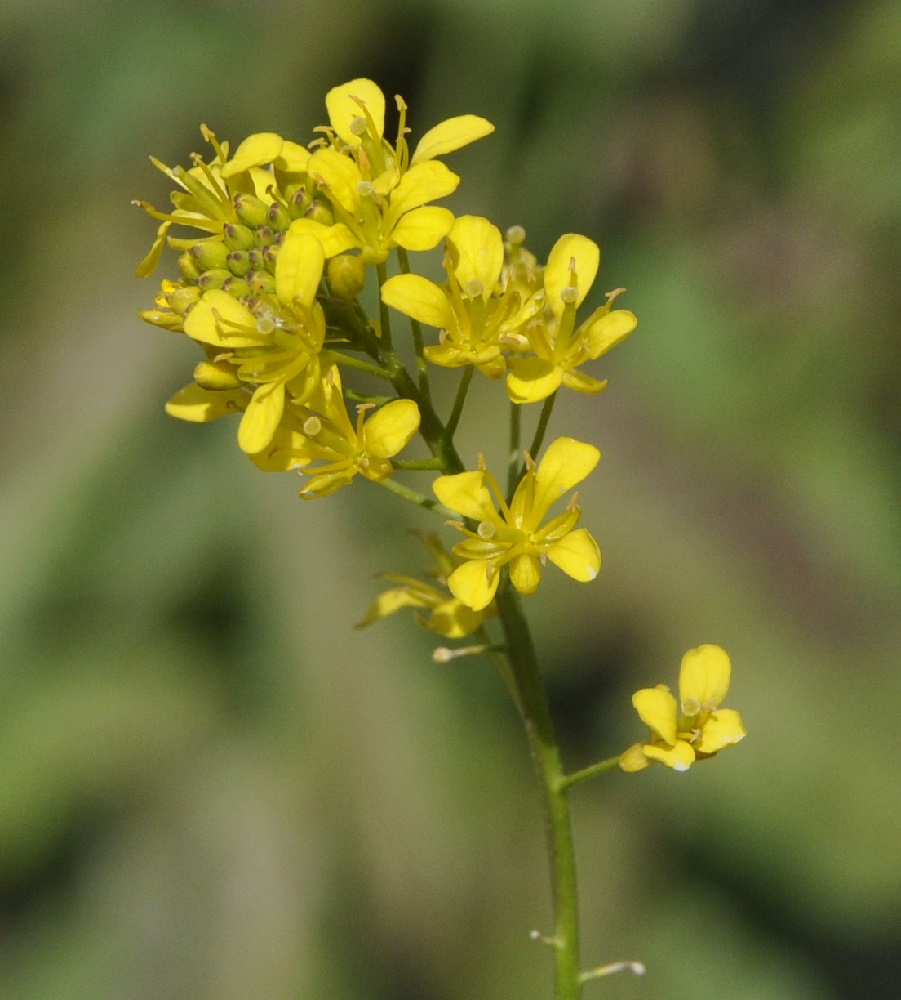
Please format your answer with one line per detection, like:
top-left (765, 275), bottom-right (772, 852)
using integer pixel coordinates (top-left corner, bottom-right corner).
top-left (267, 201), bottom-right (292, 232)
top-left (197, 268), bottom-right (233, 291)
top-left (233, 193), bottom-right (270, 227)
top-left (248, 271), bottom-right (276, 296)
top-left (194, 359), bottom-right (242, 390)
top-left (221, 276), bottom-right (251, 299)
top-left (177, 252), bottom-right (202, 282)
top-left (223, 222), bottom-right (256, 251)
top-left (190, 239), bottom-right (230, 271)
top-left (167, 284), bottom-right (201, 316)
top-left (253, 225), bottom-right (275, 248)
top-left (227, 250), bottom-right (251, 277)
top-left (303, 199), bottom-right (334, 226)
top-left (327, 254), bottom-right (366, 299)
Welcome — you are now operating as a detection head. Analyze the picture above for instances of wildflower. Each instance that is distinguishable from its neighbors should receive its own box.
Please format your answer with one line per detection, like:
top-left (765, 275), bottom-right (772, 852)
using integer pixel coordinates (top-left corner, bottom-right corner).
top-left (296, 79), bottom-right (494, 264)
top-left (381, 215), bottom-right (537, 378)
top-left (249, 365), bottom-right (420, 498)
top-left (178, 230), bottom-right (328, 454)
top-left (433, 437), bottom-right (601, 611)
top-left (356, 532), bottom-right (494, 638)
top-left (506, 234), bottom-right (637, 404)
top-left (620, 645), bottom-right (747, 773)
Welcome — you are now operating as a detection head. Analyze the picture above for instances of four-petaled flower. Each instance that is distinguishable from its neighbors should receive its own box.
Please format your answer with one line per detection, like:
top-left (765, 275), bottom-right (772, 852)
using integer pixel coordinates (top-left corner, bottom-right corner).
top-left (620, 644), bottom-right (747, 773)
top-left (433, 437), bottom-right (601, 611)
top-left (381, 215), bottom-right (537, 378)
top-left (506, 234), bottom-right (637, 404)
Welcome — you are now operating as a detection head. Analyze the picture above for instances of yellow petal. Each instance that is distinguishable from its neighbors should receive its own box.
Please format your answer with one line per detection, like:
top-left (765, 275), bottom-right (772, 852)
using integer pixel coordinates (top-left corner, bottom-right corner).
top-left (287, 218), bottom-right (357, 258)
top-left (632, 686), bottom-right (678, 744)
top-left (619, 743), bottom-right (651, 773)
top-left (696, 709), bottom-right (747, 754)
top-left (448, 215), bottom-right (504, 292)
top-left (308, 147), bottom-right (361, 213)
top-left (560, 370), bottom-right (608, 395)
top-left (679, 645), bottom-right (732, 709)
top-left (391, 206), bottom-right (455, 251)
top-left (582, 308), bottom-right (637, 359)
top-left (447, 560), bottom-right (499, 612)
top-left (506, 357), bottom-right (562, 404)
top-left (433, 471), bottom-right (493, 521)
top-left (532, 437), bottom-right (600, 517)
top-left (276, 230), bottom-right (325, 306)
top-left (546, 528), bottom-right (600, 582)
top-left (183, 290), bottom-right (261, 347)
top-left (325, 78), bottom-right (385, 145)
top-left (363, 399), bottom-right (420, 458)
top-left (425, 599), bottom-right (486, 638)
top-left (237, 380), bottom-right (285, 453)
top-left (135, 221), bottom-right (171, 277)
top-left (165, 383), bottom-right (247, 422)
top-left (388, 161), bottom-right (459, 218)
top-left (275, 140), bottom-right (310, 174)
top-left (642, 740), bottom-right (695, 772)
top-left (545, 234), bottom-right (600, 312)
top-left (410, 115), bottom-right (495, 165)
top-left (221, 132), bottom-right (284, 178)
top-left (357, 588), bottom-right (430, 628)
top-left (381, 274), bottom-right (452, 328)
top-left (509, 553), bottom-right (542, 595)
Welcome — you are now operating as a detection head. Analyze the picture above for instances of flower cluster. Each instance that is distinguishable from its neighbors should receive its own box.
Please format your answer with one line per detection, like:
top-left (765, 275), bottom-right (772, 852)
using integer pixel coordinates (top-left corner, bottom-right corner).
top-left (136, 78), bottom-right (634, 614)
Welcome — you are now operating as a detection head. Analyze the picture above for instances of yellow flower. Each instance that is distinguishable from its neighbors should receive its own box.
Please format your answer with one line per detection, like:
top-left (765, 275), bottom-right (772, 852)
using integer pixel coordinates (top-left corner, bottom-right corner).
top-left (433, 437), bottom-right (601, 611)
top-left (620, 645), bottom-right (747, 773)
top-left (381, 215), bottom-right (536, 378)
top-left (356, 533), bottom-right (494, 638)
top-left (250, 365), bottom-right (420, 498)
top-left (296, 79), bottom-right (494, 264)
top-left (178, 231), bottom-right (328, 454)
top-left (505, 234), bottom-right (637, 404)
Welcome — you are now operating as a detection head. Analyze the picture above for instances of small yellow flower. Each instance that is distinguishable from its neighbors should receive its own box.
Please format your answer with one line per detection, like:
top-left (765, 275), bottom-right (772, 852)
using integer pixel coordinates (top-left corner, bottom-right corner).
top-left (506, 234), bottom-right (637, 404)
top-left (249, 365), bottom-right (420, 498)
top-left (179, 231), bottom-right (328, 454)
top-left (620, 645), bottom-right (747, 773)
top-left (296, 79), bottom-right (494, 264)
top-left (433, 437), bottom-right (601, 611)
top-left (356, 533), bottom-right (494, 638)
top-left (381, 215), bottom-right (536, 378)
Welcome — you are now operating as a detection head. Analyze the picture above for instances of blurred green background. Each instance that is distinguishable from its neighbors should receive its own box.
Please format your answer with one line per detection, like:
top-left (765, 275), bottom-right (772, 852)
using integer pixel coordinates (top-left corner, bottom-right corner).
top-left (1, 0), bottom-right (899, 997)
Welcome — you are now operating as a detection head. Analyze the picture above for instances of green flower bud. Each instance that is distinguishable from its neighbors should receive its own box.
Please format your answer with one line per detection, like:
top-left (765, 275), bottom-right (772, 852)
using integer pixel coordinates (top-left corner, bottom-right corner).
top-left (194, 359), bottom-right (242, 390)
top-left (227, 250), bottom-right (251, 277)
top-left (221, 276), bottom-right (251, 299)
top-left (248, 271), bottom-right (276, 296)
top-left (168, 285), bottom-right (201, 316)
top-left (304, 199), bottom-right (334, 226)
top-left (253, 225), bottom-right (275, 248)
top-left (327, 254), bottom-right (366, 299)
top-left (223, 222), bottom-right (256, 251)
top-left (197, 268), bottom-right (233, 291)
top-left (234, 193), bottom-right (270, 227)
top-left (190, 239), bottom-right (230, 271)
top-left (178, 251), bottom-right (202, 281)
top-left (267, 201), bottom-right (292, 232)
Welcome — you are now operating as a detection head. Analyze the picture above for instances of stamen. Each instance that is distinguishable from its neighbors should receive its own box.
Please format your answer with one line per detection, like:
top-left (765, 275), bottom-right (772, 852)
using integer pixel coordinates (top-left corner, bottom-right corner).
top-left (303, 416), bottom-right (322, 436)
top-left (477, 520), bottom-right (496, 540)
top-left (465, 279), bottom-right (485, 298)
top-left (349, 115), bottom-right (367, 137)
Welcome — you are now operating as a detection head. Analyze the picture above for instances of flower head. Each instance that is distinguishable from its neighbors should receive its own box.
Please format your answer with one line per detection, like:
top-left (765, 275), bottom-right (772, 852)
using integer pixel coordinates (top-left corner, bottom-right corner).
top-left (506, 234), bottom-right (637, 404)
top-left (433, 437), bottom-right (601, 611)
top-left (381, 215), bottom-right (533, 378)
top-left (620, 645), bottom-right (747, 773)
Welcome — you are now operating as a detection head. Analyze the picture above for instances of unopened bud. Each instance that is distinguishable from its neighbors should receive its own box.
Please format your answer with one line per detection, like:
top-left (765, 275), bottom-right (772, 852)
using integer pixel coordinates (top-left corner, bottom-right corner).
top-left (177, 252), bottom-right (202, 282)
top-left (189, 239), bottom-right (230, 271)
top-left (248, 271), bottom-right (276, 296)
top-left (221, 276), bottom-right (250, 299)
top-left (197, 268), bottom-right (232, 291)
top-left (253, 225), bottom-right (275, 248)
top-left (233, 193), bottom-right (270, 228)
top-left (194, 359), bottom-right (241, 390)
top-left (167, 285), bottom-right (201, 316)
top-left (223, 222), bottom-right (256, 251)
top-left (303, 199), bottom-right (334, 225)
top-left (226, 250), bottom-right (251, 277)
top-left (267, 201), bottom-right (291, 232)
top-left (327, 254), bottom-right (366, 299)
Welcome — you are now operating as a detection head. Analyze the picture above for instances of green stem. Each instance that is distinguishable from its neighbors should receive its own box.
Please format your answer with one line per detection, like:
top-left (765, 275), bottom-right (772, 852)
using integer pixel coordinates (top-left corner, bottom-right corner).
top-left (561, 756), bottom-right (622, 791)
top-left (376, 260), bottom-right (394, 351)
top-left (373, 475), bottom-right (457, 518)
top-left (496, 583), bottom-right (581, 1000)
top-left (328, 351), bottom-right (393, 381)
top-left (527, 392), bottom-right (558, 464)
top-left (446, 365), bottom-right (473, 439)
top-left (508, 398), bottom-right (522, 498)
top-left (396, 247), bottom-right (431, 398)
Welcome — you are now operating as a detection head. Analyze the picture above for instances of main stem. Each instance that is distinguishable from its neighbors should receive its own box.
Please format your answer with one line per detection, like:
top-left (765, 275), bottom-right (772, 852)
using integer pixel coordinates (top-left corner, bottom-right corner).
top-left (496, 584), bottom-right (581, 1000)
